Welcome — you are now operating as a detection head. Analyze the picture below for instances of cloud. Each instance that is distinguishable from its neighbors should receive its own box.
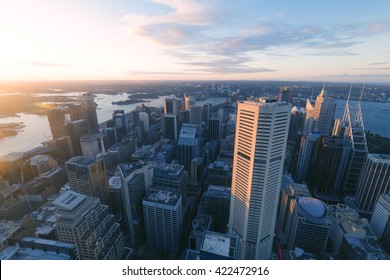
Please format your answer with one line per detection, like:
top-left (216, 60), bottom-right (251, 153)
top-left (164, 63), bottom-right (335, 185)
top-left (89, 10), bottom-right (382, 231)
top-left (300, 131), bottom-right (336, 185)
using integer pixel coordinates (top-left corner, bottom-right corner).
top-left (369, 62), bottom-right (390, 65)
top-left (121, 1), bottom-right (390, 75)
top-left (26, 61), bottom-right (69, 67)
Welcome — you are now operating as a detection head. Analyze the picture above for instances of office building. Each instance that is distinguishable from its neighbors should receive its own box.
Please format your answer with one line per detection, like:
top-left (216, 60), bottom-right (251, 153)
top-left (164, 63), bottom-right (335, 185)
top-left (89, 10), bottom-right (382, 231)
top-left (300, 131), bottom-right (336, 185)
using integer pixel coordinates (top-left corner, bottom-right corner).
top-left (139, 112), bottom-right (149, 133)
top-left (312, 85), bottom-right (336, 135)
top-left (112, 110), bottom-right (129, 142)
top-left (143, 190), bottom-right (183, 257)
top-left (303, 99), bottom-right (316, 134)
top-left (55, 136), bottom-right (74, 164)
top-left (229, 98), bottom-right (291, 259)
top-left (337, 90), bottom-right (368, 195)
top-left (53, 191), bottom-right (124, 259)
top-left (117, 162), bottom-right (153, 245)
top-left (278, 181), bottom-right (311, 236)
top-left (200, 232), bottom-right (236, 260)
top-left (202, 103), bottom-right (212, 124)
top-left (184, 96), bottom-right (195, 110)
top-left (29, 155), bottom-right (58, 177)
top-left (162, 114), bottom-right (178, 141)
top-left (278, 86), bottom-right (293, 103)
top-left (189, 214), bottom-right (213, 251)
top-left (152, 163), bottom-right (187, 200)
top-left (370, 193), bottom-right (390, 252)
top-left (80, 134), bottom-right (103, 159)
top-left (207, 161), bottom-right (232, 187)
top-left (177, 124), bottom-right (199, 176)
top-left (306, 136), bottom-right (344, 198)
top-left (295, 132), bottom-right (324, 182)
top-left (286, 197), bottom-right (331, 254)
top-left (47, 107), bottom-right (71, 140)
top-left (0, 237), bottom-right (79, 260)
top-left (199, 185), bottom-right (231, 234)
top-left (65, 156), bottom-right (110, 208)
top-left (164, 97), bottom-right (180, 115)
top-left (81, 92), bottom-right (99, 134)
top-left (208, 118), bottom-right (220, 140)
top-left (65, 119), bottom-right (89, 156)
top-left (355, 154), bottom-right (390, 212)
top-left (329, 204), bottom-right (376, 254)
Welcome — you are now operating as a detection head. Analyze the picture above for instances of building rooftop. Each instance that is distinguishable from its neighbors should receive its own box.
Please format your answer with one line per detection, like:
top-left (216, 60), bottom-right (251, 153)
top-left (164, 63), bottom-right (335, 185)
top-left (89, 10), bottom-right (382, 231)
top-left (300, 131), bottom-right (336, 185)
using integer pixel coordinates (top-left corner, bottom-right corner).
top-left (179, 124), bottom-right (197, 139)
top-left (208, 161), bottom-right (230, 171)
top-left (109, 176), bottom-right (122, 190)
top-left (0, 152), bottom-right (26, 162)
top-left (345, 236), bottom-right (390, 260)
top-left (29, 155), bottom-right (51, 165)
top-left (66, 156), bottom-right (95, 167)
top-left (201, 232), bottom-right (231, 258)
top-left (119, 162), bottom-right (144, 178)
top-left (52, 191), bottom-right (87, 211)
top-left (329, 204), bottom-right (375, 239)
top-left (80, 134), bottom-right (103, 142)
top-left (192, 214), bottom-right (212, 233)
top-left (206, 185), bottom-right (231, 199)
top-left (153, 163), bottom-right (184, 177)
top-left (144, 190), bottom-right (181, 206)
top-left (368, 153), bottom-right (390, 162)
top-left (0, 220), bottom-right (23, 238)
top-left (296, 196), bottom-right (329, 223)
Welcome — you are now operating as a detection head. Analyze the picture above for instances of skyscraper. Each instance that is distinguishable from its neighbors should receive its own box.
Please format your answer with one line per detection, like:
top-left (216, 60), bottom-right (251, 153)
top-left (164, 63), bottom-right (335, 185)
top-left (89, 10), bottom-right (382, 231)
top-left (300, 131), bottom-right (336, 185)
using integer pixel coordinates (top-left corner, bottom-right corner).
top-left (229, 98), bottom-right (291, 259)
top-left (162, 114), bottom-right (178, 141)
top-left (53, 190), bottom-right (124, 260)
top-left (81, 92), bottom-right (99, 134)
top-left (177, 124), bottom-right (199, 176)
top-left (278, 86), bottom-right (293, 103)
top-left (143, 189), bottom-right (183, 258)
top-left (313, 86), bottom-right (336, 135)
top-left (355, 154), bottom-right (390, 212)
top-left (337, 87), bottom-right (368, 195)
top-left (370, 193), bottom-right (390, 252)
top-left (139, 112), bottom-right (149, 133)
top-left (65, 156), bottom-right (110, 208)
top-left (285, 197), bottom-right (331, 254)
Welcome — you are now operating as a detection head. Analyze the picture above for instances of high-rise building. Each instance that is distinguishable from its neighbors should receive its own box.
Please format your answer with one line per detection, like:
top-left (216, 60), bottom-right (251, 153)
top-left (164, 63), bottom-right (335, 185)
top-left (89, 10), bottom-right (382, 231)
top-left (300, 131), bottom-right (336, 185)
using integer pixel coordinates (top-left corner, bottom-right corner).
top-left (65, 119), bottom-right (89, 156)
top-left (295, 132), bottom-right (324, 182)
top-left (177, 124), bottom-right (199, 176)
top-left (229, 98), bottom-right (291, 259)
top-left (285, 197), bottom-right (332, 254)
top-left (143, 189), bottom-right (182, 257)
top-left (117, 162), bottom-right (153, 245)
top-left (81, 92), bottom-right (99, 134)
top-left (65, 156), bottom-right (110, 208)
top-left (162, 114), bottom-right (178, 141)
top-left (53, 190), bottom-right (124, 259)
top-left (190, 104), bottom-right (203, 135)
top-left (306, 136), bottom-right (344, 198)
top-left (370, 193), bottom-right (390, 252)
top-left (337, 88), bottom-right (368, 195)
top-left (278, 86), bottom-right (293, 103)
top-left (278, 181), bottom-right (311, 237)
top-left (47, 107), bottom-right (71, 140)
top-left (355, 154), bottom-right (390, 212)
top-left (112, 110), bottom-right (129, 142)
top-left (184, 96), bottom-right (195, 110)
top-left (329, 204), bottom-right (376, 254)
top-left (29, 155), bottom-right (58, 177)
top-left (303, 99), bottom-right (316, 134)
top-left (208, 118), bottom-right (220, 140)
top-left (164, 97), bottom-right (180, 115)
top-left (152, 163), bottom-right (187, 200)
top-left (312, 86), bottom-right (336, 135)
top-left (207, 161), bottom-right (232, 187)
top-left (202, 103), bottom-right (212, 124)
top-left (80, 134), bottom-right (103, 159)
top-left (139, 112), bottom-right (149, 133)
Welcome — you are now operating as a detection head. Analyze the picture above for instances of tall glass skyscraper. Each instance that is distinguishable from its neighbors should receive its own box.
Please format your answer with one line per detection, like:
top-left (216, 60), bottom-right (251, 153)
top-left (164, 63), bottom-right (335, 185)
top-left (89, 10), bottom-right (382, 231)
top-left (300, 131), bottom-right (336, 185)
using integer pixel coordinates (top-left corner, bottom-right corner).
top-left (229, 98), bottom-right (291, 259)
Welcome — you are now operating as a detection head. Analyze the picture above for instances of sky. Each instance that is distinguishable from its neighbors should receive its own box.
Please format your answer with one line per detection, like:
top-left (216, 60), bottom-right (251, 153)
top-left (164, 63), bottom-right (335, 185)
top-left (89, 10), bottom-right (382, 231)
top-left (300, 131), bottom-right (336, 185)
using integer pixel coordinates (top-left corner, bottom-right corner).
top-left (0, 0), bottom-right (390, 82)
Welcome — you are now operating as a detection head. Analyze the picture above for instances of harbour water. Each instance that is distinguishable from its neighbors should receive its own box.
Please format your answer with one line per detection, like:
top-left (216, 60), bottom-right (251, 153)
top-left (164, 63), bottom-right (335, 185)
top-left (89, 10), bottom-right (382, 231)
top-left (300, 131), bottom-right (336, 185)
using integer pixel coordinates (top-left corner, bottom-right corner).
top-left (1, 93), bottom-right (389, 157)
top-left (0, 93), bottom-right (227, 156)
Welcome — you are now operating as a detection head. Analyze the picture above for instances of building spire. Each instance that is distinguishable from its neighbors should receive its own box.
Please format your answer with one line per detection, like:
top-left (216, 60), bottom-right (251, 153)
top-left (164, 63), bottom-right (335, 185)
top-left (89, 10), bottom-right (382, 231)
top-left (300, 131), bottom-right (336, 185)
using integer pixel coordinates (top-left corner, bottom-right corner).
top-left (320, 83), bottom-right (326, 97)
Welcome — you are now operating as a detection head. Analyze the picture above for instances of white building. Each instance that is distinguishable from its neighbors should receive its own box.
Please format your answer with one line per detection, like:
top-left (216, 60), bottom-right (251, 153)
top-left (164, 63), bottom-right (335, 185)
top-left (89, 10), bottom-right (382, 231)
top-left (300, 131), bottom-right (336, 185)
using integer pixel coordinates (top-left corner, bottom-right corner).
top-left (228, 98), bottom-right (291, 259)
top-left (53, 190), bottom-right (124, 259)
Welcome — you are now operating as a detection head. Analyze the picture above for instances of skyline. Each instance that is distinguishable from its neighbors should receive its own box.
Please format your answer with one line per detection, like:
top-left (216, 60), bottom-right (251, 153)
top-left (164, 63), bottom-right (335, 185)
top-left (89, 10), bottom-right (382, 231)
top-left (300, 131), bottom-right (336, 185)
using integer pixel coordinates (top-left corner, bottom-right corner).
top-left (1, 0), bottom-right (390, 82)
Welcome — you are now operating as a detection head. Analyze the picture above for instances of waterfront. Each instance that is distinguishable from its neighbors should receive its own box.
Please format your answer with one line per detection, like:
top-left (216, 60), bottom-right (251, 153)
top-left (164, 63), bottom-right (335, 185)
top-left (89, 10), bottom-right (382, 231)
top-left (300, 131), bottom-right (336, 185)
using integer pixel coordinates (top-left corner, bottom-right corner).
top-left (0, 94), bottom-right (227, 156)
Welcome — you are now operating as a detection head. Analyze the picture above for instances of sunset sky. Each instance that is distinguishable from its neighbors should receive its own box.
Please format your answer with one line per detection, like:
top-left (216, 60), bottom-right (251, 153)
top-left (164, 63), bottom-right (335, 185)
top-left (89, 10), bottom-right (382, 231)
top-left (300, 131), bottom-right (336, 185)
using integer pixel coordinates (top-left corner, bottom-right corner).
top-left (1, 0), bottom-right (390, 82)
